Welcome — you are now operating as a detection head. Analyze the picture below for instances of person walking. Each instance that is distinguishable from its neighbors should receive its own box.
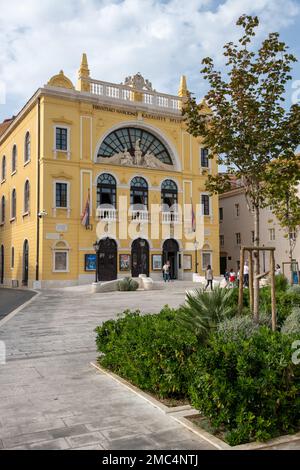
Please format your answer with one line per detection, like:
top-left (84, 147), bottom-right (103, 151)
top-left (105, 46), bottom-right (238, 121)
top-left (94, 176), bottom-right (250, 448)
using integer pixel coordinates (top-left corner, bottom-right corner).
top-left (244, 261), bottom-right (249, 287)
top-left (229, 268), bottom-right (236, 288)
top-left (162, 261), bottom-right (171, 282)
top-left (275, 264), bottom-right (281, 276)
top-left (205, 265), bottom-right (214, 291)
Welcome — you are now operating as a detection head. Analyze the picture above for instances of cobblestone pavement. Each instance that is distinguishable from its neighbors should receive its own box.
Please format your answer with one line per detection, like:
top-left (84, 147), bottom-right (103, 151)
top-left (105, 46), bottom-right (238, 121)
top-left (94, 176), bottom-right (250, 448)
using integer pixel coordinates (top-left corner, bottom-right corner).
top-left (0, 282), bottom-right (217, 450)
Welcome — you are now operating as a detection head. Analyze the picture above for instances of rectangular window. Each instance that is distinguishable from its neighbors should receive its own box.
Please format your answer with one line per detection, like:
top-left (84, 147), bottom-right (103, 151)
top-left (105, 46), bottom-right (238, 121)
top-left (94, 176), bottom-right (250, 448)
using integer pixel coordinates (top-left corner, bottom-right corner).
top-left (219, 207), bottom-right (223, 221)
top-left (251, 231), bottom-right (255, 243)
top-left (56, 182), bottom-right (68, 208)
top-left (269, 228), bottom-right (275, 241)
top-left (289, 230), bottom-right (297, 240)
top-left (235, 203), bottom-right (240, 217)
top-left (11, 247), bottom-right (14, 269)
top-left (220, 235), bottom-right (224, 246)
top-left (235, 232), bottom-right (241, 245)
top-left (202, 252), bottom-right (211, 270)
top-left (201, 194), bottom-right (210, 216)
top-left (55, 127), bottom-right (68, 151)
top-left (54, 251), bottom-right (68, 272)
top-left (200, 148), bottom-right (209, 168)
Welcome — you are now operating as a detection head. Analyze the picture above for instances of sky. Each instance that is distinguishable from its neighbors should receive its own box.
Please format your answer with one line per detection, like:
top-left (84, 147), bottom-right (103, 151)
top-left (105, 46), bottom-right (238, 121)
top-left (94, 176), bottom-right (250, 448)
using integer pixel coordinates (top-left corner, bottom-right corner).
top-left (0, 0), bottom-right (300, 122)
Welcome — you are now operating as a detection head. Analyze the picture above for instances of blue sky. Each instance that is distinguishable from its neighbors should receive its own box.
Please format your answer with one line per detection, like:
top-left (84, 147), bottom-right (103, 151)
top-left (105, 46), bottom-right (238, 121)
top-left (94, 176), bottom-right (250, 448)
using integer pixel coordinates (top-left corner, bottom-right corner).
top-left (0, 0), bottom-right (300, 122)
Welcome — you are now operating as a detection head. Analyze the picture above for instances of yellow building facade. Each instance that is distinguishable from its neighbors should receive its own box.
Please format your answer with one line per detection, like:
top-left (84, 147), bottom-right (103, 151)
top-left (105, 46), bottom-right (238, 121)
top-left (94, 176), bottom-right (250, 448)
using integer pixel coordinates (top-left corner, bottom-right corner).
top-left (0, 55), bottom-right (219, 288)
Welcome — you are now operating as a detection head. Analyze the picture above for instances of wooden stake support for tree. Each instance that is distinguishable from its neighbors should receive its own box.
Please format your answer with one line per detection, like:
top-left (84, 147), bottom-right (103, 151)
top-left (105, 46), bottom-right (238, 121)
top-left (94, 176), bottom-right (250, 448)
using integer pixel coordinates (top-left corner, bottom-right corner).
top-left (238, 246), bottom-right (277, 331)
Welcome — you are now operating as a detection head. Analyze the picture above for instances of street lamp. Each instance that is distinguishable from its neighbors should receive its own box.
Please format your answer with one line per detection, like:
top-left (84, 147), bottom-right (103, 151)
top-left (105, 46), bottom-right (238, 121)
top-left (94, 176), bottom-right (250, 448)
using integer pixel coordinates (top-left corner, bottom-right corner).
top-left (194, 241), bottom-right (199, 273)
top-left (93, 240), bottom-right (100, 283)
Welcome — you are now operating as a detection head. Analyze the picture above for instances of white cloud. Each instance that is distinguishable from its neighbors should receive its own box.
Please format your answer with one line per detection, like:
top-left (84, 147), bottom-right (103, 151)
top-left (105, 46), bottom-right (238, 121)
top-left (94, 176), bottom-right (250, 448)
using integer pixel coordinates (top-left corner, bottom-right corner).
top-left (0, 0), bottom-right (299, 120)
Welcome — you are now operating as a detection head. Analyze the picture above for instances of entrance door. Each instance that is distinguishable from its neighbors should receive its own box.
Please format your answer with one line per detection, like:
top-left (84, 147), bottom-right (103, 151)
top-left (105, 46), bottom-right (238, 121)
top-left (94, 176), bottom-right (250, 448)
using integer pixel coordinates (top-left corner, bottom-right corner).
top-left (98, 238), bottom-right (117, 281)
top-left (220, 256), bottom-right (227, 275)
top-left (0, 245), bottom-right (4, 284)
top-left (131, 238), bottom-right (149, 277)
top-left (22, 240), bottom-right (29, 286)
top-left (163, 239), bottom-right (179, 279)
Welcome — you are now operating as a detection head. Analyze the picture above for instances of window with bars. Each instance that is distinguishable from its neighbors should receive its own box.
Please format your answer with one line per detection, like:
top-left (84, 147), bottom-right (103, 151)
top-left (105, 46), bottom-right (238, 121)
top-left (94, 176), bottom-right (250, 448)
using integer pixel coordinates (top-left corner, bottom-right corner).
top-left (235, 203), bottom-right (240, 217)
top-left (200, 148), bottom-right (209, 168)
top-left (55, 127), bottom-right (68, 151)
top-left (201, 194), bottom-right (210, 216)
top-left (235, 232), bottom-right (241, 245)
top-left (269, 228), bottom-right (276, 241)
top-left (56, 182), bottom-right (68, 208)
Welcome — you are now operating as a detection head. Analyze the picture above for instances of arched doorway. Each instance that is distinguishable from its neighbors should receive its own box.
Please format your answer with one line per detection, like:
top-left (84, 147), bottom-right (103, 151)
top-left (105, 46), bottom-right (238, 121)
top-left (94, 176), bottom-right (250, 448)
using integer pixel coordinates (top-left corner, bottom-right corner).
top-left (98, 238), bottom-right (117, 281)
top-left (163, 239), bottom-right (179, 280)
top-left (22, 240), bottom-right (29, 286)
top-left (0, 245), bottom-right (4, 284)
top-left (131, 238), bottom-right (149, 277)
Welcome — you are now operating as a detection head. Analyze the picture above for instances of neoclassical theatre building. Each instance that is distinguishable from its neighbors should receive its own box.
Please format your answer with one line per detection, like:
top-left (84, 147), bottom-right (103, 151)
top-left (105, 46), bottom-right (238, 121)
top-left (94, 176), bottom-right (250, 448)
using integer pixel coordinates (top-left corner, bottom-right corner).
top-left (0, 54), bottom-right (219, 288)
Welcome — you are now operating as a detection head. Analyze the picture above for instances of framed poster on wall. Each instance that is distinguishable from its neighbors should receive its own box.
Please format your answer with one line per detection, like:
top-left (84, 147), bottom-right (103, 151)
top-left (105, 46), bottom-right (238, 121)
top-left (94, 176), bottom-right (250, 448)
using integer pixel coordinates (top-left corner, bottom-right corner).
top-left (183, 254), bottom-right (192, 270)
top-left (152, 254), bottom-right (162, 271)
top-left (85, 254), bottom-right (96, 271)
top-left (119, 254), bottom-right (131, 271)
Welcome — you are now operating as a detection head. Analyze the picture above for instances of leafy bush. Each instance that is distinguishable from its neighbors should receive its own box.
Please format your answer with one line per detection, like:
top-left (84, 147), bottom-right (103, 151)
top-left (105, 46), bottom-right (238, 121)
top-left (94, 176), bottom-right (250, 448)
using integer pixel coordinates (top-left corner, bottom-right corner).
top-left (260, 286), bottom-right (300, 325)
top-left (178, 287), bottom-right (237, 342)
top-left (274, 274), bottom-right (289, 292)
top-left (95, 307), bottom-right (198, 398)
top-left (188, 327), bottom-right (300, 445)
top-left (118, 277), bottom-right (139, 291)
top-left (287, 284), bottom-right (300, 295)
top-left (281, 308), bottom-right (300, 336)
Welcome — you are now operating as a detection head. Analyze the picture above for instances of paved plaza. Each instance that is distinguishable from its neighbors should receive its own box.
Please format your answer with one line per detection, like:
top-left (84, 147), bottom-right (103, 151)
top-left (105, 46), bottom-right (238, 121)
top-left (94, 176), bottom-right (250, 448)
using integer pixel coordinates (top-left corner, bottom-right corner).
top-left (0, 283), bottom-right (299, 450)
top-left (0, 282), bottom-right (217, 450)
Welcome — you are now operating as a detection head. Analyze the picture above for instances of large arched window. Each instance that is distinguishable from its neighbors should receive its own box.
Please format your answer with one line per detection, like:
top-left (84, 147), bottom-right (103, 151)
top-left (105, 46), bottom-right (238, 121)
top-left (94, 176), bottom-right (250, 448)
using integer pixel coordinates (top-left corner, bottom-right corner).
top-left (24, 180), bottom-right (30, 213)
top-left (130, 177), bottom-right (148, 209)
top-left (97, 173), bottom-right (116, 208)
top-left (1, 196), bottom-right (5, 224)
top-left (1, 156), bottom-right (6, 181)
top-left (161, 179), bottom-right (178, 209)
top-left (11, 189), bottom-right (16, 219)
top-left (97, 127), bottom-right (173, 165)
top-left (12, 145), bottom-right (17, 173)
top-left (24, 132), bottom-right (31, 163)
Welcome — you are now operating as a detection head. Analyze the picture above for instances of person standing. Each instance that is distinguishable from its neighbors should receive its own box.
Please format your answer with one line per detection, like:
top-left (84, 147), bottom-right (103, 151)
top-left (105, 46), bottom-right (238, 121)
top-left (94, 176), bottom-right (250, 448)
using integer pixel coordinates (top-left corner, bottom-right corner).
top-left (275, 264), bottom-right (281, 276)
top-left (205, 265), bottom-right (214, 291)
top-left (244, 261), bottom-right (249, 287)
top-left (162, 261), bottom-right (171, 282)
top-left (229, 268), bottom-right (236, 288)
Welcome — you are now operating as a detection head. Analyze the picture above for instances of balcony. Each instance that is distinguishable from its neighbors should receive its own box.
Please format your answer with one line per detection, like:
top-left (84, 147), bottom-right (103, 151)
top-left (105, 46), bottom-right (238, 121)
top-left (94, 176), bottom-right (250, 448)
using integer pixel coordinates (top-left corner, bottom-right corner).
top-left (96, 208), bottom-right (117, 221)
top-left (161, 211), bottom-right (180, 224)
top-left (130, 209), bottom-right (149, 223)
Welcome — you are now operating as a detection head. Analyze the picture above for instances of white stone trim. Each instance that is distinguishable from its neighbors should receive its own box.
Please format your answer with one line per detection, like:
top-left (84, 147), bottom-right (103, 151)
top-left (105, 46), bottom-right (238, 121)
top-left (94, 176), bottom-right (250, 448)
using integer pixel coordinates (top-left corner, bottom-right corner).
top-left (53, 124), bottom-right (71, 160)
top-left (80, 170), bottom-right (93, 214)
top-left (53, 180), bottom-right (71, 217)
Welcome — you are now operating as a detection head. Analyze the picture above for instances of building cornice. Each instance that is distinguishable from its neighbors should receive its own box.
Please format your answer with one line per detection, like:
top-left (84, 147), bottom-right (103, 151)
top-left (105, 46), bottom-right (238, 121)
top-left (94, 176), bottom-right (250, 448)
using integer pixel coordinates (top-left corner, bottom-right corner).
top-left (219, 187), bottom-right (245, 199)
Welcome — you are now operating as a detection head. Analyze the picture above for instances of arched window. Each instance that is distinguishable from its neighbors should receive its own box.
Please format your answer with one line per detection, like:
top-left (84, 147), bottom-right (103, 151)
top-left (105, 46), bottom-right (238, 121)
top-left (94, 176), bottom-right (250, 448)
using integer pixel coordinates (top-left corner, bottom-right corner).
top-left (161, 180), bottom-right (178, 209)
top-left (11, 189), bottom-right (16, 219)
top-left (1, 156), bottom-right (6, 181)
top-left (24, 132), bottom-right (31, 163)
top-left (1, 196), bottom-right (5, 223)
top-left (24, 180), bottom-right (30, 213)
top-left (130, 177), bottom-right (148, 209)
top-left (12, 145), bottom-right (17, 173)
top-left (97, 173), bottom-right (116, 208)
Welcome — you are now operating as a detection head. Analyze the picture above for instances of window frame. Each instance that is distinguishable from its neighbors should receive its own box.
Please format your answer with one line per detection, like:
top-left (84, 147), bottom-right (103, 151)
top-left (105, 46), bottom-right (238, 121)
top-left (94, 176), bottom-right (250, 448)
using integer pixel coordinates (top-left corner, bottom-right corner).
top-left (53, 125), bottom-right (71, 158)
top-left (54, 180), bottom-right (70, 210)
top-left (23, 179), bottom-right (30, 215)
top-left (11, 246), bottom-right (14, 269)
top-left (53, 250), bottom-right (69, 273)
top-left (11, 144), bottom-right (17, 174)
top-left (11, 188), bottom-right (16, 221)
top-left (269, 228), bottom-right (276, 241)
top-left (0, 195), bottom-right (5, 224)
top-left (201, 193), bottom-right (211, 216)
top-left (235, 232), bottom-right (241, 245)
top-left (24, 131), bottom-right (31, 164)
top-left (200, 147), bottom-right (209, 169)
top-left (1, 155), bottom-right (6, 182)
top-left (202, 252), bottom-right (212, 271)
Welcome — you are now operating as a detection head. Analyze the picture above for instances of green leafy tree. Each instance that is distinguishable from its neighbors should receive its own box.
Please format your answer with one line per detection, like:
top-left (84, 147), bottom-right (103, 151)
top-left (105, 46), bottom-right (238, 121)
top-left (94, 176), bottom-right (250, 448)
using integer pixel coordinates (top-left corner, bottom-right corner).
top-left (264, 158), bottom-right (300, 283)
top-left (185, 15), bottom-right (300, 320)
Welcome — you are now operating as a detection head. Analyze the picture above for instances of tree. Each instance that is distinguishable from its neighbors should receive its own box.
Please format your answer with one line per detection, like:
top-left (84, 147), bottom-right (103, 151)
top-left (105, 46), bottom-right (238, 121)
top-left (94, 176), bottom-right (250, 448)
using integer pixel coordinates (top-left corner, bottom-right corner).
top-left (264, 158), bottom-right (300, 283)
top-left (185, 15), bottom-right (300, 321)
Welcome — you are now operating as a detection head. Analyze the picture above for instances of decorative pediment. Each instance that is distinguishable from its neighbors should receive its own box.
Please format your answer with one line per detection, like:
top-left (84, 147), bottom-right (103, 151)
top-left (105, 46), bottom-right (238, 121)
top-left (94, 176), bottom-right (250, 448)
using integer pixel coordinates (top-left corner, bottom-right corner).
top-left (48, 70), bottom-right (75, 90)
top-left (123, 73), bottom-right (153, 91)
top-left (51, 172), bottom-right (73, 180)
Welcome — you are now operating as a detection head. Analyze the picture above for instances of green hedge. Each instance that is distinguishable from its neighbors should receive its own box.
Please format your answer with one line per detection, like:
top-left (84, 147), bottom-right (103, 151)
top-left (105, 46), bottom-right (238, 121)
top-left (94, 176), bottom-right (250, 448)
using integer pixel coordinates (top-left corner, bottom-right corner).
top-left (188, 327), bottom-right (300, 445)
top-left (95, 307), bottom-right (198, 398)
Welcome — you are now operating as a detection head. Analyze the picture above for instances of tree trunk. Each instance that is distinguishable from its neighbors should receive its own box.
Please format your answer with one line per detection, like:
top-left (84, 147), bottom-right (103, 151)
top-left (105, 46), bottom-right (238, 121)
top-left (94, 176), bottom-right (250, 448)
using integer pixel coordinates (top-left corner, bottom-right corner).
top-left (253, 204), bottom-right (260, 322)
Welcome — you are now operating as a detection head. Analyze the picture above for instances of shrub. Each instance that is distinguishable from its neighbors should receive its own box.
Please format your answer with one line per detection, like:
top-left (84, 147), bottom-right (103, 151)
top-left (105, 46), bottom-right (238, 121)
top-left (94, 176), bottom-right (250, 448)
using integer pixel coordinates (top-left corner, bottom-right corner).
top-left (118, 277), bottom-right (139, 291)
top-left (287, 284), bottom-right (300, 295)
top-left (95, 306), bottom-right (198, 398)
top-left (188, 327), bottom-right (300, 445)
top-left (274, 274), bottom-right (289, 292)
top-left (260, 287), bottom-right (300, 325)
top-left (216, 316), bottom-right (260, 341)
top-left (178, 287), bottom-right (237, 342)
top-left (281, 308), bottom-right (300, 336)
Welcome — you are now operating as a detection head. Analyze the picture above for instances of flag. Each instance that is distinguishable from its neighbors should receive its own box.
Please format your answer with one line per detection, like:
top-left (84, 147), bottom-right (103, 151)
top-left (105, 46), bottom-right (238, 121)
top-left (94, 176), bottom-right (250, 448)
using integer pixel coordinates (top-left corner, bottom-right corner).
top-left (191, 198), bottom-right (196, 232)
top-left (81, 191), bottom-right (90, 228)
